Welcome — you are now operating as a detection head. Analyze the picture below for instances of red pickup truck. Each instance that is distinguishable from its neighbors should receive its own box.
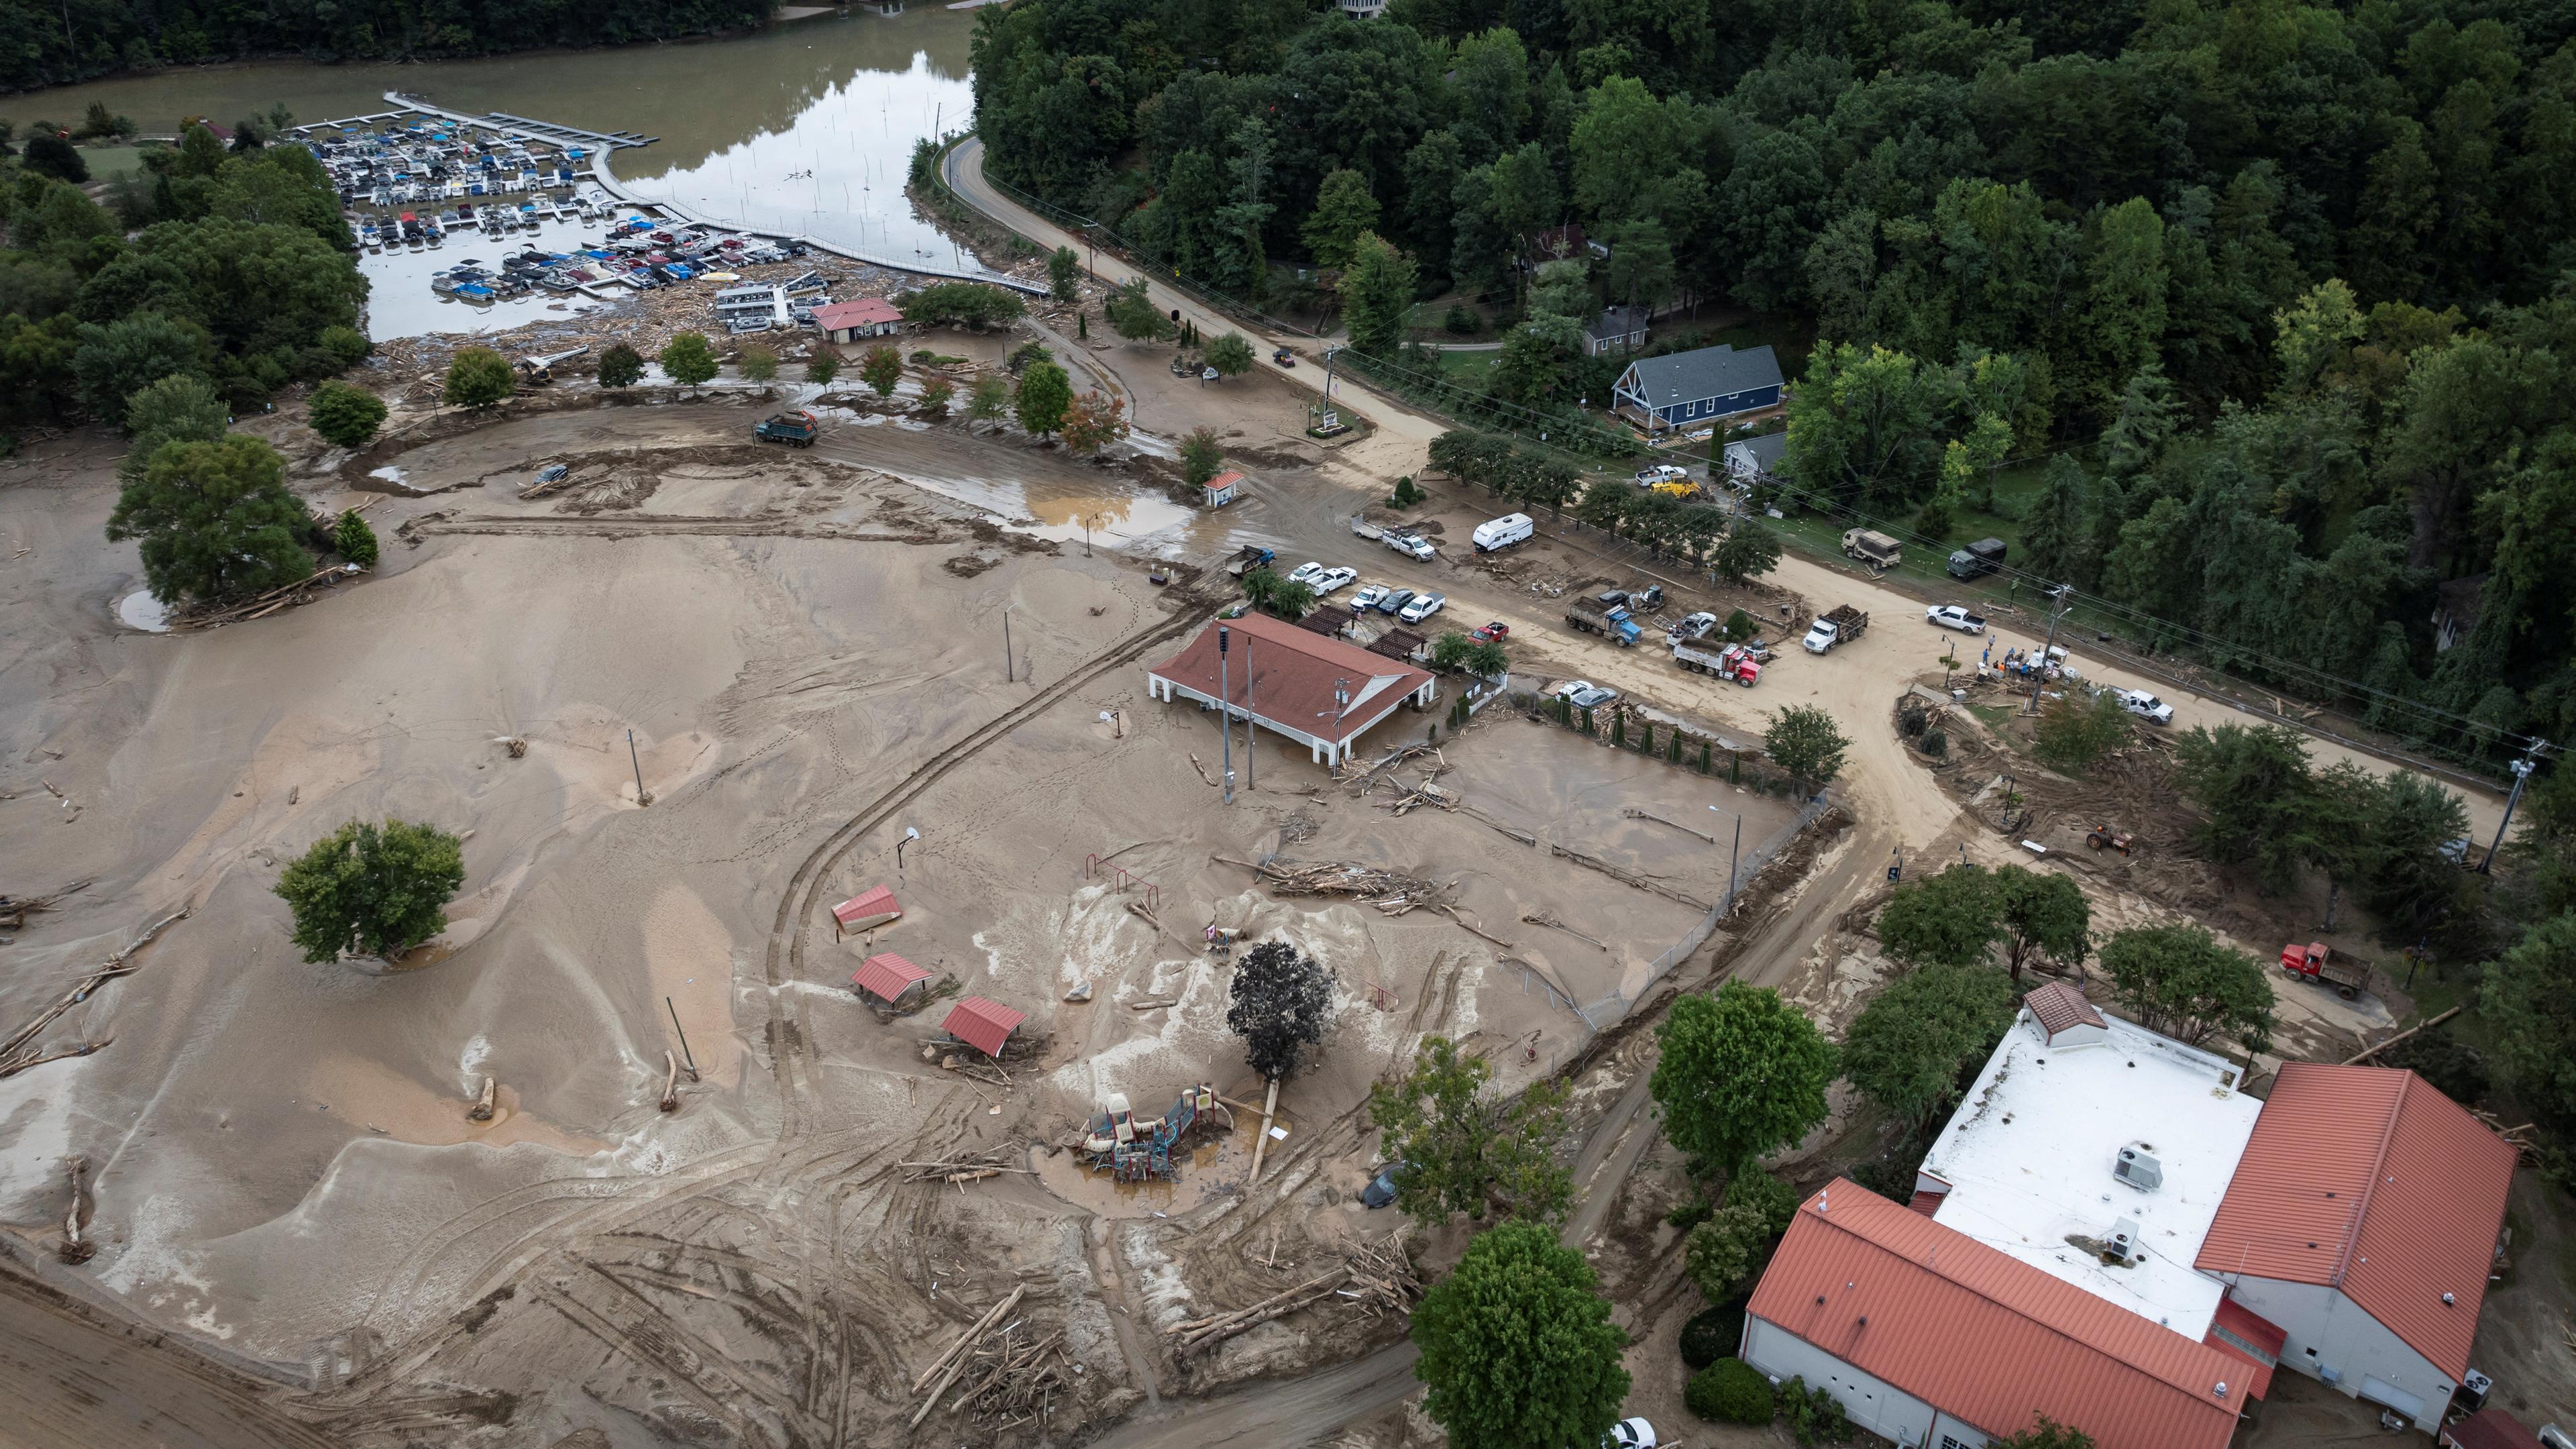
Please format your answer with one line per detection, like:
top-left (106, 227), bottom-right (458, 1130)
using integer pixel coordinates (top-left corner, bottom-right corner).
top-left (2280, 943), bottom-right (2369, 1000)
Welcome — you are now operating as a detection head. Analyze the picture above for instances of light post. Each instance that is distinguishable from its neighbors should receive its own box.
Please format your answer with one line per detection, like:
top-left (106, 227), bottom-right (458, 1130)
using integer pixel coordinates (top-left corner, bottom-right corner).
top-left (1709, 806), bottom-right (1743, 916)
top-left (1218, 625), bottom-right (1234, 804)
top-left (2482, 739), bottom-right (2547, 872)
top-left (2025, 584), bottom-right (2074, 715)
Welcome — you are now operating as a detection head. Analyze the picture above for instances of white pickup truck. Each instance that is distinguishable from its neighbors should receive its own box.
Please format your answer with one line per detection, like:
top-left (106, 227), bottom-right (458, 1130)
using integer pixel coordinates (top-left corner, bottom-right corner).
top-left (1925, 604), bottom-right (1987, 634)
top-left (1352, 515), bottom-right (1436, 561)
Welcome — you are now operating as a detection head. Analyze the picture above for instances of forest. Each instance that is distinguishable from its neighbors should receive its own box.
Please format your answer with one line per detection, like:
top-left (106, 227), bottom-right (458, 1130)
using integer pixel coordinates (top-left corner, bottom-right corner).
top-left (970, 0), bottom-right (2576, 765)
top-left (0, 0), bottom-right (776, 91)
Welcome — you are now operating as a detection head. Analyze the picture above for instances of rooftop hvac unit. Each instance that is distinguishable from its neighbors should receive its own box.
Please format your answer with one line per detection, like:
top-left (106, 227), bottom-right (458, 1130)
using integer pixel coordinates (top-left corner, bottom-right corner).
top-left (2106, 1217), bottom-right (2143, 1266)
top-left (2114, 1142), bottom-right (2164, 1193)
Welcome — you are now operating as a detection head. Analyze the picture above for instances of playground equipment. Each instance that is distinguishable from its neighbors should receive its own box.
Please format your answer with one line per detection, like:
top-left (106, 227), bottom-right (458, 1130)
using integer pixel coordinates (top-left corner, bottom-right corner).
top-left (1080, 1084), bottom-right (1230, 1184)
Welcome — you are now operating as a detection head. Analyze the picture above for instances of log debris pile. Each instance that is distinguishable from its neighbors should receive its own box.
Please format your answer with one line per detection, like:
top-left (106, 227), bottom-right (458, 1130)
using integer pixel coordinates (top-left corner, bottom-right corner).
top-left (900, 1150), bottom-right (1035, 1187)
top-left (1167, 1233), bottom-right (1424, 1357)
top-left (0, 878), bottom-right (90, 930)
top-left (1222, 857), bottom-right (1452, 915)
top-left (176, 565), bottom-right (363, 630)
top-left (0, 908), bottom-right (186, 1079)
top-left (946, 1320), bottom-right (1069, 1434)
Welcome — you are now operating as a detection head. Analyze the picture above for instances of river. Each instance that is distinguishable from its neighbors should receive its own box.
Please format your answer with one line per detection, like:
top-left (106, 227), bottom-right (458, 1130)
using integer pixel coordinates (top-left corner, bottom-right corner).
top-left (5, 7), bottom-right (982, 338)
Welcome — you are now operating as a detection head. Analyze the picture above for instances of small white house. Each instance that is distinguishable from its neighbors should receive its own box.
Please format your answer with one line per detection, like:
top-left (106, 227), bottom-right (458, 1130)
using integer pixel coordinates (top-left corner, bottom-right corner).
top-left (1722, 429), bottom-right (1788, 484)
top-left (1203, 470), bottom-right (1246, 508)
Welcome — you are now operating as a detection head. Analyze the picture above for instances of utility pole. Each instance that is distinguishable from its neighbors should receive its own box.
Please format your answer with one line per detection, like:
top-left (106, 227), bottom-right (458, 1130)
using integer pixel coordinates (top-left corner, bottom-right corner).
top-left (2025, 584), bottom-right (2074, 715)
top-left (1711, 806), bottom-right (1743, 916)
top-left (1003, 610), bottom-right (1014, 684)
top-left (1244, 636), bottom-right (1256, 793)
top-left (627, 729), bottom-right (648, 805)
top-left (2482, 738), bottom-right (2547, 873)
top-left (665, 996), bottom-right (700, 1081)
top-left (1218, 625), bottom-right (1234, 804)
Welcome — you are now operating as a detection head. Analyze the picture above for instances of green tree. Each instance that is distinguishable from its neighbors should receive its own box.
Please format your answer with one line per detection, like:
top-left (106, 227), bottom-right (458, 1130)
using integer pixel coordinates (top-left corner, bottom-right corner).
top-left (806, 352), bottom-right (841, 386)
top-left (1061, 389), bottom-right (1130, 453)
top-left (105, 434), bottom-right (312, 605)
top-left (1367, 1036), bottom-right (1575, 1226)
top-left (1686, 1360), bottom-right (1774, 1424)
top-left (658, 333), bottom-right (718, 390)
top-left (1781, 343), bottom-right (1956, 514)
top-left (2357, 773), bottom-right (2471, 938)
top-left (1992, 865), bottom-right (2090, 982)
top-left (1047, 244), bottom-right (1081, 303)
top-left (738, 343), bottom-right (779, 387)
top-left (861, 344), bottom-right (903, 397)
top-left (1205, 331), bottom-right (1256, 378)
top-left (1104, 278), bottom-right (1174, 342)
top-left (1302, 168), bottom-right (1382, 270)
top-left (2097, 925), bottom-right (2273, 1054)
top-left (2481, 913), bottom-right (2576, 1144)
top-left (307, 380), bottom-right (386, 448)
top-left (1180, 427), bottom-right (1224, 486)
top-left (1841, 965), bottom-right (2019, 1124)
top-left (273, 818), bottom-right (466, 965)
top-left (73, 312), bottom-right (212, 424)
top-left (1412, 1220), bottom-right (1631, 1449)
top-left (23, 133), bottom-right (89, 184)
top-left (896, 282), bottom-right (1024, 328)
top-left (1652, 982), bottom-right (1835, 1175)
top-left (441, 347), bottom-right (515, 410)
top-left (2033, 690), bottom-right (2133, 773)
top-left (597, 342), bottom-right (645, 388)
top-left (2174, 724), bottom-right (2315, 894)
top-left (1684, 1203), bottom-right (1772, 1299)
top-left (919, 376), bottom-right (955, 419)
top-left (1014, 358), bottom-right (1073, 435)
top-left (1227, 940), bottom-right (1333, 1080)
top-left (1876, 865), bottom-right (2002, 969)
top-left (1764, 705), bottom-right (1849, 791)
top-left (969, 372), bottom-right (1009, 419)
top-left (1710, 519), bottom-right (1782, 584)
top-left (1342, 231), bottom-right (1419, 356)
top-left (117, 374), bottom-right (228, 486)
top-left (334, 509), bottom-right (379, 568)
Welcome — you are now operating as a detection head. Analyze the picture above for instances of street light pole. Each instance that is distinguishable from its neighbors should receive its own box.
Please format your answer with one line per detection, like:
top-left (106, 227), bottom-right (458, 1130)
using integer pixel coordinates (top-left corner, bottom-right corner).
top-left (1218, 625), bottom-right (1234, 804)
top-left (1710, 806), bottom-right (1743, 916)
top-left (1244, 637), bottom-right (1256, 793)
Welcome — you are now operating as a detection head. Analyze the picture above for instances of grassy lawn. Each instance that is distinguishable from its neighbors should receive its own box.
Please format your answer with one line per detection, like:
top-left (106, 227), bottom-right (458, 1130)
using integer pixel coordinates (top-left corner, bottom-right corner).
top-left (1434, 347), bottom-right (1503, 389)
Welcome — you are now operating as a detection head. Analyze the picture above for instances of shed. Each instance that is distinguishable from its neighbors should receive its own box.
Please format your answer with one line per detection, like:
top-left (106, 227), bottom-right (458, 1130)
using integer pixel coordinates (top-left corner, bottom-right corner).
top-left (943, 996), bottom-right (1027, 1057)
top-left (815, 297), bottom-right (903, 344)
top-left (2023, 980), bottom-right (2108, 1047)
top-left (1203, 470), bottom-right (1247, 508)
top-left (830, 885), bottom-right (902, 936)
top-left (851, 952), bottom-right (932, 1006)
top-left (1369, 627), bottom-right (1426, 663)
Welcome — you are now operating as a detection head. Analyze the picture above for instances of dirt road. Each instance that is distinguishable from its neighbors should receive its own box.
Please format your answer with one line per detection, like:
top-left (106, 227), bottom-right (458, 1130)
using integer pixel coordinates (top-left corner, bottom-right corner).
top-left (0, 1268), bottom-right (334, 1449)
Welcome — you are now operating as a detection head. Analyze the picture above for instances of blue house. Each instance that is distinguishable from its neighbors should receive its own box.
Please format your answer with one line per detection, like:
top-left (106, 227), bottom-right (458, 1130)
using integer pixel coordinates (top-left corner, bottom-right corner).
top-left (1611, 343), bottom-right (1784, 433)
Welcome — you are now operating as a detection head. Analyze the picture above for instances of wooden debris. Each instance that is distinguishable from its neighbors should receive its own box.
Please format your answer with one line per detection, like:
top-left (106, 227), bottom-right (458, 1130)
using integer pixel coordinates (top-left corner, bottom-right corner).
top-left (1188, 752), bottom-right (1219, 787)
top-left (2341, 1007), bottom-right (2463, 1066)
top-left (174, 564), bottom-right (362, 630)
top-left (901, 1153), bottom-right (1036, 1185)
top-left (659, 1051), bottom-right (680, 1112)
top-left (1167, 1267), bottom-right (1349, 1356)
top-left (1521, 910), bottom-right (1610, 951)
top-left (58, 1157), bottom-right (95, 1265)
top-left (1219, 856), bottom-right (1449, 914)
top-left (0, 878), bottom-right (91, 929)
top-left (470, 1076), bottom-right (496, 1122)
top-left (910, 1284), bottom-right (1027, 1427)
top-left (1438, 904), bottom-right (1516, 950)
top-left (1129, 998), bottom-right (1180, 1012)
top-left (1126, 898), bottom-right (1181, 943)
top-left (1621, 806), bottom-right (1717, 843)
top-left (1338, 1231), bottom-right (1421, 1319)
top-left (0, 908), bottom-right (186, 1079)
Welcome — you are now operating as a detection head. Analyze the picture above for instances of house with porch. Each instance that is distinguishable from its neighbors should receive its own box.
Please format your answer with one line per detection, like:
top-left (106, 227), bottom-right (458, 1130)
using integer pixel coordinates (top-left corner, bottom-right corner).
top-left (1612, 343), bottom-right (1784, 434)
top-left (1144, 612), bottom-right (1436, 767)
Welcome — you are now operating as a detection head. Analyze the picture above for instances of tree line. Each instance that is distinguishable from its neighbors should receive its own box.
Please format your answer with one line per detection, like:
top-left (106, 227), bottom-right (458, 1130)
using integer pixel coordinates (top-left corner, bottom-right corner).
top-left (0, 0), bottom-right (775, 91)
top-left (969, 0), bottom-right (2576, 764)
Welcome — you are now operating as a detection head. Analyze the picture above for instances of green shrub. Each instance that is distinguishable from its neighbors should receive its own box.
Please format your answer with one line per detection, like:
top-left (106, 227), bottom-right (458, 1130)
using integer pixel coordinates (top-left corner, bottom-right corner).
top-left (1665, 1197), bottom-right (1713, 1232)
top-left (1780, 1377), bottom-right (1854, 1445)
top-left (333, 509), bottom-right (379, 568)
top-left (1678, 1301), bottom-right (1746, 1370)
top-left (1685, 1358), bottom-right (1773, 1424)
top-left (1922, 729), bottom-right (1949, 757)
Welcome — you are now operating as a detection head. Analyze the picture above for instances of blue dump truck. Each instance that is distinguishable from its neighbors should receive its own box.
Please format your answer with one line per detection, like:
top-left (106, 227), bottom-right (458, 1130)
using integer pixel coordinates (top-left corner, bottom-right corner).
top-left (1564, 598), bottom-right (1644, 646)
top-left (755, 410), bottom-right (819, 448)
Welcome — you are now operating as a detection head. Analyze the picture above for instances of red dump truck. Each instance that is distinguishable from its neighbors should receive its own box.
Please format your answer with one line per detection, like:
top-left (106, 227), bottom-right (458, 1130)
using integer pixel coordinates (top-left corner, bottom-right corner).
top-left (2281, 943), bottom-right (2369, 1000)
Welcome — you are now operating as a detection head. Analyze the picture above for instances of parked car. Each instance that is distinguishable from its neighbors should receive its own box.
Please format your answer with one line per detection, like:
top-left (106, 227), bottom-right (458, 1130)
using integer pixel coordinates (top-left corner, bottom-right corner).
top-left (1603, 1418), bottom-right (1658, 1449)
top-left (1286, 561), bottom-right (1328, 586)
top-left (2111, 687), bottom-right (2174, 724)
top-left (1273, 347), bottom-right (1297, 367)
top-left (1313, 566), bottom-right (1358, 595)
top-left (1472, 621), bottom-right (1510, 642)
top-left (1360, 1162), bottom-right (1409, 1208)
top-left (1377, 588), bottom-right (1417, 616)
top-left (532, 464), bottom-right (570, 487)
top-left (1352, 584), bottom-right (1392, 612)
top-left (1554, 680), bottom-right (1619, 710)
top-left (1672, 611), bottom-right (1719, 640)
top-left (1399, 591), bottom-right (1446, 623)
top-left (1385, 531), bottom-right (1436, 561)
top-left (1634, 464), bottom-right (1689, 487)
top-left (1925, 604), bottom-right (1988, 633)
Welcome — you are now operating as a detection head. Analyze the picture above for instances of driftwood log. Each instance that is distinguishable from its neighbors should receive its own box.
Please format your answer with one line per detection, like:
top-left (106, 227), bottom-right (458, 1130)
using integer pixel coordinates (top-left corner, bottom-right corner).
top-left (469, 1077), bottom-right (496, 1122)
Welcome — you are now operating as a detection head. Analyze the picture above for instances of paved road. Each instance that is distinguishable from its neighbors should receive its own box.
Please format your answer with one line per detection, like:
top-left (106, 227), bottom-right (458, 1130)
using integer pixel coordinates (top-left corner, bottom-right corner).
top-left (0, 1267), bottom-right (332, 1449)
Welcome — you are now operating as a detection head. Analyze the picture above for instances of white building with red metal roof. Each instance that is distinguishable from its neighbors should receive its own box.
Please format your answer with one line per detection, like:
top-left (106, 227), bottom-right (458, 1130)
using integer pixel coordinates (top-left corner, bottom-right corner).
top-left (1741, 987), bottom-right (2521, 1443)
top-left (1145, 612), bottom-right (1436, 767)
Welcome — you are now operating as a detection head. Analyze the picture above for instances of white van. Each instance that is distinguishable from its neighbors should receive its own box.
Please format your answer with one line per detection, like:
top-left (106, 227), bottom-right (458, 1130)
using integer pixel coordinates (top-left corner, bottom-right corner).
top-left (1472, 513), bottom-right (1534, 552)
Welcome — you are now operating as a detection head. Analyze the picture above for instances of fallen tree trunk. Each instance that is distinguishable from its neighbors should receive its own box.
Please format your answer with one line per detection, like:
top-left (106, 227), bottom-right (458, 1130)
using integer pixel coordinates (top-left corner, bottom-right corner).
top-left (2342, 1006), bottom-right (2462, 1066)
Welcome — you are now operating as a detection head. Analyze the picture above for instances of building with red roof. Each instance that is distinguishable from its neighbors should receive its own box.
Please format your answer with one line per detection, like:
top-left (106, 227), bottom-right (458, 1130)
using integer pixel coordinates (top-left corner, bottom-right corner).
top-left (1743, 1182), bottom-right (2247, 1449)
top-left (1146, 612), bottom-right (1436, 768)
top-left (815, 297), bottom-right (902, 344)
top-left (850, 953), bottom-right (931, 1006)
top-left (2441, 1409), bottom-right (2549, 1449)
top-left (2197, 1062), bottom-right (2518, 1426)
top-left (941, 996), bottom-right (1026, 1058)
top-left (830, 885), bottom-right (902, 936)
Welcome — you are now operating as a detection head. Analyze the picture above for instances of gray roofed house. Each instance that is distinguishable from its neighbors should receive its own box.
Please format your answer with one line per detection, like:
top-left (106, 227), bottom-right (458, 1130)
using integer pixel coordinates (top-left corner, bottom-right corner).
top-left (1611, 343), bottom-right (1785, 433)
top-left (1721, 429), bottom-right (1789, 482)
top-left (1582, 305), bottom-right (1652, 357)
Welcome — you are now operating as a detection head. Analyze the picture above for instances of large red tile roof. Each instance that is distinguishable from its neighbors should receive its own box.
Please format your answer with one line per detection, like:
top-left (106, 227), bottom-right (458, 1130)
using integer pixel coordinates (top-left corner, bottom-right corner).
top-left (2198, 1063), bottom-right (2516, 1378)
top-left (1748, 1181), bottom-right (2245, 1449)
top-left (1148, 612), bottom-right (1432, 747)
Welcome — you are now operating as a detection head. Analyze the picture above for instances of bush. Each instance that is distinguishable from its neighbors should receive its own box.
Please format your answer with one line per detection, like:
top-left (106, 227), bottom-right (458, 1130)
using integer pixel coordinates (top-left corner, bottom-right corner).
top-left (896, 282), bottom-right (1024, 329)
top-left (1921, 729), bottom-right (1949, 757)
top-left (1444, 303), bottom-right (1479, 334)
top-left (1723, 608), bottom-right (1757, 641)
top-left (597, 342), bottom-right (645, 388)
top-left (274, 818), bottom-right (466, 964)
top-left (1665, 1197), bottom-right (1713, 1232)
top-left (1684, 1203), bottom-right (1772, 1299)
top-left (1685, 1358), bottom-right (1773, 1424)
top-left (1779, 1377), bottom-right (1854, 1445)
top-left (1678, 1301), bottom-right (1747, 1370)
top-left (308, 380), bottom-right (386, 448)
top-left (442, 347), bottom-right (515, 409)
